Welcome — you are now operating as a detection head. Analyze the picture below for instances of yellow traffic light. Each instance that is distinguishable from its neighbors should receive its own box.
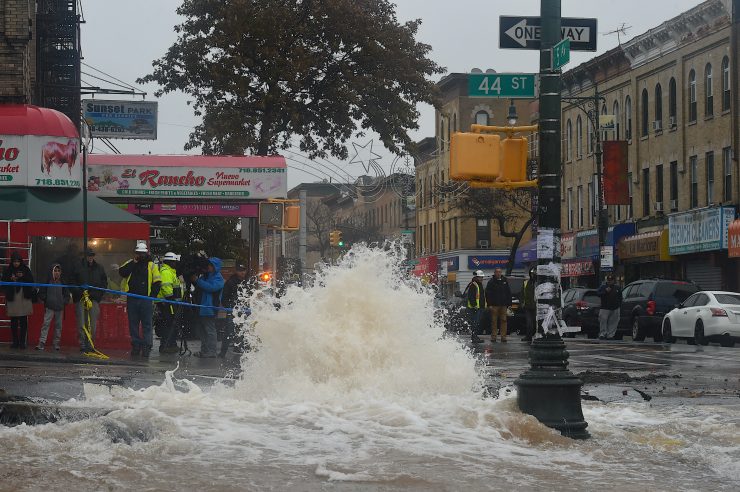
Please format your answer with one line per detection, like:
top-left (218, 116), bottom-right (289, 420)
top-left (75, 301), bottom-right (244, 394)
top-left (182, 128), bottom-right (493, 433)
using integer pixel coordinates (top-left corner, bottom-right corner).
top-left (499, 136), bottom-right (528, 183)
top-left (450, 132), bottom-right (501, 181)
top-left (284, 205), bottom-right (300, 230)
top-left (329, 230), bottom-right (338, 247)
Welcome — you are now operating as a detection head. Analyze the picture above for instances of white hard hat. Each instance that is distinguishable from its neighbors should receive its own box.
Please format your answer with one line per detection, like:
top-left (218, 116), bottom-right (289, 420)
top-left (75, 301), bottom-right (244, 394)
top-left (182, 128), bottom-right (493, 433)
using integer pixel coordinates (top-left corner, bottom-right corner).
top-left (474, 270), bottom-right (485, 278)
top-left (134, 241), bottom-right (148, 253)
top-left (163, 252), bottom-right (179, 261)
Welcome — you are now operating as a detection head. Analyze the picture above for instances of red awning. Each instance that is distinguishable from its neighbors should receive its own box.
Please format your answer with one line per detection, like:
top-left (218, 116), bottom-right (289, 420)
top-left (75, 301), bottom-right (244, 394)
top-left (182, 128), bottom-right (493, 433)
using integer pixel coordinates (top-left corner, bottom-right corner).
top-left (87, 154), bottom-right (287, 169)
top-left (0, 104), bottom-right (78, 138)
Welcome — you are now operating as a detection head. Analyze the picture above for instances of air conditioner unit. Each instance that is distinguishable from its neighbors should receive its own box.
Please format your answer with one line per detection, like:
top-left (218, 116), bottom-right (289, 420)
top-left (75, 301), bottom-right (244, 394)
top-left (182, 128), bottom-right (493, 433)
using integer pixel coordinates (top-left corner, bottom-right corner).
top-left (670, 199), bottom-right (678, 210)
top-left (440, 244), bottom-right (446, 252)
top-left (478, 240), bottom-right (490, 248)
top-left (654, 201), bottom-right (664, 212)
top-left (653, 120), bottom-right (663, 132)
top-left (669, 116), bottom-right (677, 128)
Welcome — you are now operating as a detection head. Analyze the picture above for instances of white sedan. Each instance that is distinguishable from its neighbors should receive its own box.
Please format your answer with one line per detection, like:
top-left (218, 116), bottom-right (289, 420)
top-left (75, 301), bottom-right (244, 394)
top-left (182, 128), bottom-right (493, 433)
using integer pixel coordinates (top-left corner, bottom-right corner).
top-left (661, 291), bottom-right (740, 347)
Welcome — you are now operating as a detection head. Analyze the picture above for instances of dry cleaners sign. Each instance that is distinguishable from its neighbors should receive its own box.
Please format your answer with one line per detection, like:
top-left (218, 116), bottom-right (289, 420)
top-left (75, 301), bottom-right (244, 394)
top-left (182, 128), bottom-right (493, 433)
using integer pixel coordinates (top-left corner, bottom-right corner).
top-left (669, 206), bottom-right (735, 255)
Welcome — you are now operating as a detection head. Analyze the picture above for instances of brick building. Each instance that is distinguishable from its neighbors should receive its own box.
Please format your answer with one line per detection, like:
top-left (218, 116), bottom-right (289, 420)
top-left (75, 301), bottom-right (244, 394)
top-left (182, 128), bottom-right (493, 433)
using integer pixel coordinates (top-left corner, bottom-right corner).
top-left (561, 0), bottom-right (740, 291)
top-left (0, 0), bottom-right (36, 103)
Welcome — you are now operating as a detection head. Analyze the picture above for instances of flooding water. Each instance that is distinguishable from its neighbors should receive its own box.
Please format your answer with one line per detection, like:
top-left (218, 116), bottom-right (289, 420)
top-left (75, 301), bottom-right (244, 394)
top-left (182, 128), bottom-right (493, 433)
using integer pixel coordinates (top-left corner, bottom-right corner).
top-left (1, 246), bottom-right (739, 491)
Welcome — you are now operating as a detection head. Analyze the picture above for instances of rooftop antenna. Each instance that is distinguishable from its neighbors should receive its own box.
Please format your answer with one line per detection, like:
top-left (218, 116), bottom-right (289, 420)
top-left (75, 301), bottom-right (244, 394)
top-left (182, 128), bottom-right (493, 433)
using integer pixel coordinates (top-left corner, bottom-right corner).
top-left (603, 23), bottom-right (631, 45)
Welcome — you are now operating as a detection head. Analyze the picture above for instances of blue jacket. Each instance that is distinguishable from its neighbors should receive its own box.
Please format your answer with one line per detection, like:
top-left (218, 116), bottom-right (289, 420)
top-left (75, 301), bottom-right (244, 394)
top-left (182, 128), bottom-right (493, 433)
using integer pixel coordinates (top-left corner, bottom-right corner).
top-left (196, 257), bottom-right (225, 317)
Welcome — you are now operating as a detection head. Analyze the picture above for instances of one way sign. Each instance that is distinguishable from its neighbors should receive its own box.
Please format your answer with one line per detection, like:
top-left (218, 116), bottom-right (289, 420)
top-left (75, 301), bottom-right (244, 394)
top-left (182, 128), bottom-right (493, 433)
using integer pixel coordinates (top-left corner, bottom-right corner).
top-left (499, 16), bottom-right (597, 51)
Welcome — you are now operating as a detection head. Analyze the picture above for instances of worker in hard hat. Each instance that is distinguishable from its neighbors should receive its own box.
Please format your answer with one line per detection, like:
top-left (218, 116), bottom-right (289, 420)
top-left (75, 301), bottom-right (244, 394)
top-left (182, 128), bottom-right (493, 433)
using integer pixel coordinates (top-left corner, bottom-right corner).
top-left (157, 252), bottom-right (182, 354)
top-left (119, 241), bottom-right (161, 358)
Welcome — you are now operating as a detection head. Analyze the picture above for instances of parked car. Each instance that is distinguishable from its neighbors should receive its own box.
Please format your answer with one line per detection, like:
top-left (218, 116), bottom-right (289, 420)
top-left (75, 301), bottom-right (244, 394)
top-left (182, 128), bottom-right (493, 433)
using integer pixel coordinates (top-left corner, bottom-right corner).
top-left (662, 291), bottom-right (740, 347)
top-left (562, 288), bottom-right (601, 338)
top-left (620, 279), bottom-right (699, 341)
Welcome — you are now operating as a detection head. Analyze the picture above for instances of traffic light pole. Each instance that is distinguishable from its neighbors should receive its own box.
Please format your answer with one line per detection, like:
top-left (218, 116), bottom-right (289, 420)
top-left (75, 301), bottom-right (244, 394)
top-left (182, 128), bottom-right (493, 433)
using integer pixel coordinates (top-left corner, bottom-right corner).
top-left (514, 0), bottom-right (590, 439)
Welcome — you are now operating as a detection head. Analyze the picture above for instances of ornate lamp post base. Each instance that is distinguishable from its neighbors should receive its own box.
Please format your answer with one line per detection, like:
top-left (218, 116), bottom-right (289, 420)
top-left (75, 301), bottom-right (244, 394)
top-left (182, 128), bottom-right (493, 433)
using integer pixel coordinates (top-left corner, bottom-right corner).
top-left (515, 334), bottom-right (590, 439)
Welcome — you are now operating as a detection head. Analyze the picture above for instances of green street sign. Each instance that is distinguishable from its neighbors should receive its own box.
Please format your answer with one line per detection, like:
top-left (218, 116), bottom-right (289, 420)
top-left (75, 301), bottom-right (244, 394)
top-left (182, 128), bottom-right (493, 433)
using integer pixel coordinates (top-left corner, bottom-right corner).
top-left (468, 73), bottom-right (538, 98)
top-left (552, 38), bottom-right (571, 70)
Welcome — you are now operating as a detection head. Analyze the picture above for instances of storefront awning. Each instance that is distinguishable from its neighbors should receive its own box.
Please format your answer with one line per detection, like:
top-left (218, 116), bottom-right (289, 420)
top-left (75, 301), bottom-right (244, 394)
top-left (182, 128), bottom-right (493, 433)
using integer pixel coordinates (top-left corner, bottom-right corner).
top-left (729, 219), bottom-right (740, 258)
top-left (618, 230), bottom-right (673, 263)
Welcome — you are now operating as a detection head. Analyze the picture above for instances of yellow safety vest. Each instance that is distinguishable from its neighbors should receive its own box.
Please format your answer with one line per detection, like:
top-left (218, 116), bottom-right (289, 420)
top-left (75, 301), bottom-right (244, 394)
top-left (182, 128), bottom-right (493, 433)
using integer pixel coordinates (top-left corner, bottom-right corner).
top-left (157, 264), bottom-right (179, 300)
top-left (120, 260), bottom-right (161, 297)
top-left (467, 282), bottom-right (484, 309)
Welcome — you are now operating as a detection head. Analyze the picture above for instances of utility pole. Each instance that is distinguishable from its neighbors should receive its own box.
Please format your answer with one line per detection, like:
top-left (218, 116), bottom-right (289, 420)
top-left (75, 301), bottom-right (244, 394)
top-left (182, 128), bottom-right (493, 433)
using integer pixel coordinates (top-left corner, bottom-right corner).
top-left (594, 86), bottom-right (609, 284)
top-left (299, 189), bottom-right (307, 285)
top-left (515, 0), bottom-right (590, 439)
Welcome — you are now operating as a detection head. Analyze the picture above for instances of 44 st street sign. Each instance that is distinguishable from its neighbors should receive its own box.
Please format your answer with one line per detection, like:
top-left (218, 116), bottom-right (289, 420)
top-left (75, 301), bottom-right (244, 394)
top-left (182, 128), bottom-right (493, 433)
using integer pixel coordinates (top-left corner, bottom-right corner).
top-left (500, 16), bottom-right (597, 51)
top-left (468, 73), bottom-right (538, 98)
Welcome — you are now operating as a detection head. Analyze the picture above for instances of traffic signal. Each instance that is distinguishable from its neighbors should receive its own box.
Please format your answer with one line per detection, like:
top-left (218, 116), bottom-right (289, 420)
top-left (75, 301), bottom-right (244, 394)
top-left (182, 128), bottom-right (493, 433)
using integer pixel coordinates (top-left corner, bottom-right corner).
top-left (450, 129), bottom-right (532, 187)
top-left (337, 231), bottom-right (344, 248)
top-left (259, 271), bottom-right (272, 283)
top-left (499, 136), bottom-right (528, 183)
top-left (283, 205), bottom-right (300, 230)
top-left (329, 230), bottom-right (342, 247)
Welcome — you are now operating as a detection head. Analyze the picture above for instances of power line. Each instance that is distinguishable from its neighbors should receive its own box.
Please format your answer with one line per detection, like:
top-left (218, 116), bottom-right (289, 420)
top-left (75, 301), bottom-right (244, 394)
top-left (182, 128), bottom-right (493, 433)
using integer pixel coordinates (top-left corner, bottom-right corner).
top-left (81, 62), bottom-right (138, 91)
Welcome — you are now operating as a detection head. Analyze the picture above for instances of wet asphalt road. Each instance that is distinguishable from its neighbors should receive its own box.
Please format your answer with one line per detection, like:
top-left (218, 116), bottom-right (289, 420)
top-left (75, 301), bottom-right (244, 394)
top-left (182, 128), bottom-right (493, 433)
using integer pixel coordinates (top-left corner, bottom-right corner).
top-left (0, 336), bottom-right (738, 411)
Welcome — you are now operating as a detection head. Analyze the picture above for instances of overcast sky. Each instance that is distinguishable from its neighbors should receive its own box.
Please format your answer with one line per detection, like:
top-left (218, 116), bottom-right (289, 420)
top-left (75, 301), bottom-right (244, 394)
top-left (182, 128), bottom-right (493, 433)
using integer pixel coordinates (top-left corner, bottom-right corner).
top-left (80, 0), bottom-right (703, 188)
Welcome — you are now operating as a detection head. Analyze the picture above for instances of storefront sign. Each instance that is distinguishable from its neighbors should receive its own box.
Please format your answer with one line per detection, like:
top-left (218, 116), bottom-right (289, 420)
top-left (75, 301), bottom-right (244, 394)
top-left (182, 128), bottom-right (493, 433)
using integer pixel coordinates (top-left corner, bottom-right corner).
top-left (441, 256), bottom-right (459, 272)
top-left (561, 232), bottom-right (575, 259)
top-left (468, 255), bottom-right (510, 270)
top-left (729, 219), bottom-right (740, 258)
top-left (669, 206), bottom-right (735, 255)
top-left (87, 155), bottom-right (287, 200)
top-left (0, 135), bottom-right (81, 188)
top-left (619, 230), bottom-right (672, 261)
top-left (82, 99), bottom-right (158, 140)
top-left (575, 223), bottom-right (635, 259)
top-left (125, 202), bottom-right (258, 217)
top-left (562, 260), bottom-right (595, 277)
top-left (412, 255), bottom-right (438, 284)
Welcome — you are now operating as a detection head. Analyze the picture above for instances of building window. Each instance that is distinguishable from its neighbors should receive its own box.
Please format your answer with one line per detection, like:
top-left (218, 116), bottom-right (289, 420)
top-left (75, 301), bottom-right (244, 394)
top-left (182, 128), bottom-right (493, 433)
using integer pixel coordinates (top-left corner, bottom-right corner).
top-left (627, 173), bottom-right (633, 218)
top-left (600, 104), bottom-right (608, 142)
top-left (453, 113), bottom-right (457, 132)
top-left (689, 69), bottom-right (697, 122)
top-left (625, 95), bottom-right (632, 140)
top-left (670, 161), bottom-right (678, 210)
top-left (705, 63), bottom-right (714, 117)
top-left (566, 119), bottom-right (573, 161)
top-left (724, 146), bottom-right (732, 201)
top-left (654, 83), bottom-right (663, 129)
top-left (576, 116), bottom-right (583, 158)
top-left (567, 188), bottom-right (573, 230)
top-left (690, 155), bottom-right (698, 208)
top-left (475, 110), bottom-right (489, 126)
top-left (440, 120), bottom-right (445, 151)
top-left (669, 77), bottom-right (677, 124)
top-left (641, 89), bottom-right (649, 137)
top-left (656, 164), bottom-right (664, 205)
top-left (616, 203), bottom-right (622, 221)
top-left (588, 179), bottom-right (594, 225)
top-left (587, 113), bottom-right (594, 154)
top-left (577, 185), bottom-right (583, 227)
top-left (612, 100), bottom-right (620, 140)
top-left (722, 56), bottom-right (730, 111)
top-left (706, 151), bottom-right (715, 205)
top-left (642, 168), bottom-right (650, 216)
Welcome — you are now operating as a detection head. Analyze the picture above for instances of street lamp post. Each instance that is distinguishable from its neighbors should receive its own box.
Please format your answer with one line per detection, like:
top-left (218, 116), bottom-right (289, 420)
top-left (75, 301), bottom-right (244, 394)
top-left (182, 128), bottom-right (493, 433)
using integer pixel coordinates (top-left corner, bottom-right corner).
top-left (514, 0), bottom-right (590, 439)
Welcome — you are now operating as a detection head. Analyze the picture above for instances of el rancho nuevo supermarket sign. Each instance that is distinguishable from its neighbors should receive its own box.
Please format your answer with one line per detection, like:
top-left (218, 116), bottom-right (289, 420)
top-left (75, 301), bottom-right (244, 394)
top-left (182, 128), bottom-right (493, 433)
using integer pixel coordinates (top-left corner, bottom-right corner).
top-left (86, 154), bottom-right (287, 200)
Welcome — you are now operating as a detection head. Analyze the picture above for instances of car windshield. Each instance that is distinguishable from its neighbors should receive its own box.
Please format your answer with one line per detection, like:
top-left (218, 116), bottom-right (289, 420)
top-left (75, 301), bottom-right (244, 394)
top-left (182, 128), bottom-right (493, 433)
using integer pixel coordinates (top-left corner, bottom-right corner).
top-left (507, 277), bottom-right (525, 297)
top-left (714, 293), bottom-right (740, 305)
top-left (655, 282), bottom-right (698, 303)
top-left (583, 293), bottom-right (600, 304)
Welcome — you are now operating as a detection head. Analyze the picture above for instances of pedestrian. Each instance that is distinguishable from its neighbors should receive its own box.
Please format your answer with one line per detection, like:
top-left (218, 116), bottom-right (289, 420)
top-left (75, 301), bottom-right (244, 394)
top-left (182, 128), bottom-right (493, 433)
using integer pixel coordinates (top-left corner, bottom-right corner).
top-left (521, 266), bottom-right (537, 342)
top-left (465, 270), bottom-right (487, 344)
top-left (37, 263), bottom-right (71, 351)
top-left (597, 274), bottom-right (622, 340)
top-left (119, 242), bottom-right (161, 357)
top-left (157, 252), bottom-right (182, 354)
top-left (72, 248), bottom-right (108, 352)
top-left (219, 263), bottom-right (251, 357)
top-left (485, 267), bottom-right (512, 342)
top-left (193, 256), bottom-right (224, 358)
top-left (2, 251), bottom-right (35, 349)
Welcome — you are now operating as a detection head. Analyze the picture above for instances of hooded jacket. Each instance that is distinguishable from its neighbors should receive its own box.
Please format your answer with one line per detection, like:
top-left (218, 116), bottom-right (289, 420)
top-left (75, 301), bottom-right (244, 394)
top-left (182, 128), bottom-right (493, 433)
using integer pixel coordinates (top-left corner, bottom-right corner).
top-left (1, 252), bottom-right (34, 302)
top-left (40, 263), bottom-right (69, 311)
top-left (196, 257), bottom-right (224, 317)
top-left (72, 257), bottom-right (108, 302)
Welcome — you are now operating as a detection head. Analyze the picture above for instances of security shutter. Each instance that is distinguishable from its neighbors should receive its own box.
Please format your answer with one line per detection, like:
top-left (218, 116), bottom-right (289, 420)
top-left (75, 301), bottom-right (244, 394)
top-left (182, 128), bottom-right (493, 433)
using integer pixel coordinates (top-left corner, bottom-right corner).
top-left (685, 259), bottom-right (722, 291)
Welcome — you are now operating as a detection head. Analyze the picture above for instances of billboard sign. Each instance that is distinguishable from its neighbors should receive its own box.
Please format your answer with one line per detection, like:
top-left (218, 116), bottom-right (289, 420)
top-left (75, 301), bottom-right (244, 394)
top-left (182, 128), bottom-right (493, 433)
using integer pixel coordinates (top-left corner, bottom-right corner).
top-left (0, 135), bottom-right (81, 188)
top-left (82, 99), bottom-right (158, 140)
top-left (603, 140), bottom-right (629, 205)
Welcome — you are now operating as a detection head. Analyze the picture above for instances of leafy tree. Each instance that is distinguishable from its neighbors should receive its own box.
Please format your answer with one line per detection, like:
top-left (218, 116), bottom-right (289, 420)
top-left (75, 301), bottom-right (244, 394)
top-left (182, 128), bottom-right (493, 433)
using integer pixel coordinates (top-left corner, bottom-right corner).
top-left (161, 217), bottom-right (248, 260)
top-left (139, 0), bottom-right (443, 157)
top-left (455, 188), bottom-right (535, 275)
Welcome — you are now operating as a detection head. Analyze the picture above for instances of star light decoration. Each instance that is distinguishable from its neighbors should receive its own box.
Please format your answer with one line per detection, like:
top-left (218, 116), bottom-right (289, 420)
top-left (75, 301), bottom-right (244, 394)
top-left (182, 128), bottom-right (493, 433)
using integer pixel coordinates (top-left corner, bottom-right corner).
top-left (348, 140), bottom-right (382, 174)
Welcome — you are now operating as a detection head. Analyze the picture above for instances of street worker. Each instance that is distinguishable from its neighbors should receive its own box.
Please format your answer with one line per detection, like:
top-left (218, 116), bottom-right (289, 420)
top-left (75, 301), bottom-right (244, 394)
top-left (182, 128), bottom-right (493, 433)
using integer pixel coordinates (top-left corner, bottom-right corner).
top-left (219, 263), bottom-right (251, 357)
top-left (597, 274), bottom-right (622, 340)
top-left (2, 251), bottom-right (35, 349)
top-left (119, 241), bottom-right (161, 357)
top-left (37, 263), bottom-right (71, 351)
top-left (521, 266), bottom-right (537, 342)
top-left (465, 270), bottom-right (487, 344)
top-left (485, 267), bottom-right (512, 342)
top-left (72, 248), bottom-right (107, 352)
top-left (157, 252), bottom-right (182, 354)
top-left (193, 256), bottom-right (224, 358)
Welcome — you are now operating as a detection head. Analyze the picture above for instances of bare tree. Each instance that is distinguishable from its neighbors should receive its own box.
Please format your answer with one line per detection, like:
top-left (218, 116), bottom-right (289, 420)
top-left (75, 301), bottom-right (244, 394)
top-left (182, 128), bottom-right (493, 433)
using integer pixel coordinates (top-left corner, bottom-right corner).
top-left (306, 200), bottom-right (334, 260)
top-left (338, 212), bottom-right (383, 246)
top-left (455, 188), bottom-right (536, 274)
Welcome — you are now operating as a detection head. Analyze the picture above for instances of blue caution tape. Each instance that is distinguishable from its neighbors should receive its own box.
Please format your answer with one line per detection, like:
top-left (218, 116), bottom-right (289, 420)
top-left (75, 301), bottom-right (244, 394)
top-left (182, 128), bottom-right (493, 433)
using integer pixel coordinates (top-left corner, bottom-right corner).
top-left (0, 281), bottom-right (251, 315)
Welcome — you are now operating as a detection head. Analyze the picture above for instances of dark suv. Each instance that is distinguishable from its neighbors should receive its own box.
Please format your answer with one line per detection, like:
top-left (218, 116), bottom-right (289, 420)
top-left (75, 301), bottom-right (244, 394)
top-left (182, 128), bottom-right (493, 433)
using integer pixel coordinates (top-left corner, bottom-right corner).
top-left (562, 288), bottom-right (601, 338)
top-left (619, 279), bottom-right (699, 341)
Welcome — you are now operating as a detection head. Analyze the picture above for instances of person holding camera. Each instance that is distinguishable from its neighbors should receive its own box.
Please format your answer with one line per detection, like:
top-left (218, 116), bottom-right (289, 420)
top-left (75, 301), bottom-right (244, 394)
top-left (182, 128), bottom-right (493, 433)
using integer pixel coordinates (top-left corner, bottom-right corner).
top-left (119, 242), bottom-right (161, 357)
top-left (193, 256), bottom-right (224, 358)
top-left (597, 274), bottom-right (622, 340)
top-left (2, 251), bottom-right (35, 349)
